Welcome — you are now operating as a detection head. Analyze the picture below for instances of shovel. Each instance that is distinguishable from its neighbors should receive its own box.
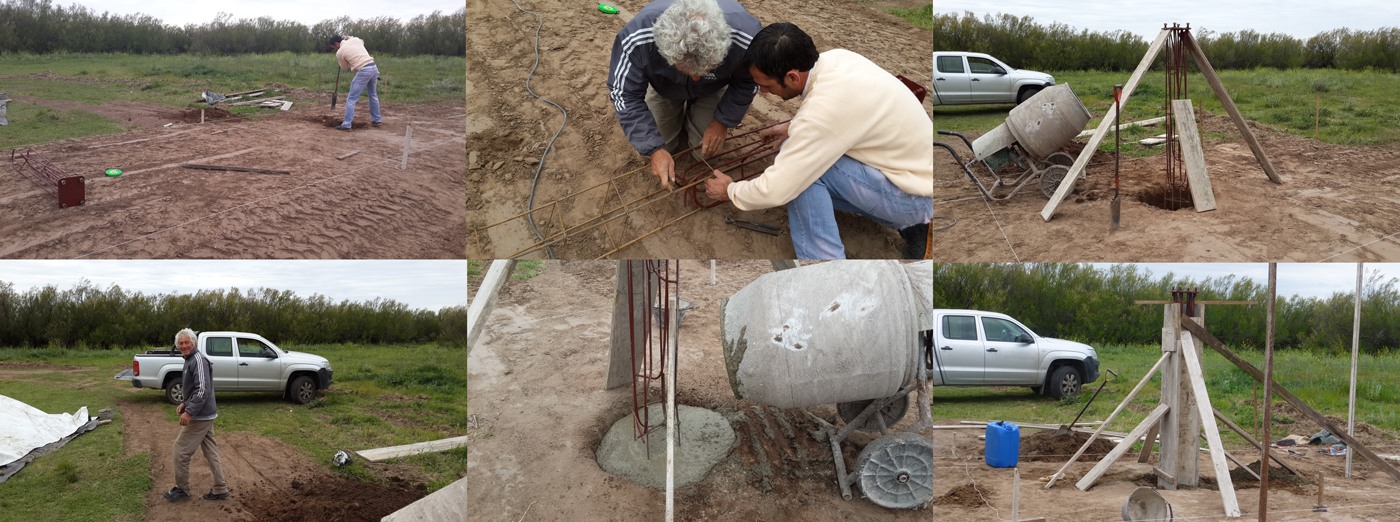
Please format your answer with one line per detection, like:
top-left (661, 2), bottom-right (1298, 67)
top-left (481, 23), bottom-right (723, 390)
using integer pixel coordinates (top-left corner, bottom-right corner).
top-left (1052, 368), bottom-right (1118, 438)
top-left (331, 67), bottom-right (342, 109)
top-left (1110, 84), bottom-right (1122, 231)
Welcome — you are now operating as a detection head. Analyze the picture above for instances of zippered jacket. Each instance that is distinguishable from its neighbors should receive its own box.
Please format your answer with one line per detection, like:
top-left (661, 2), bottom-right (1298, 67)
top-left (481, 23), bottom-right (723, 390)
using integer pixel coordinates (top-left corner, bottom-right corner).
top-left (182, 349), bottom-right (218, 420)
top-left (607, 0), bottom-right (762, 156)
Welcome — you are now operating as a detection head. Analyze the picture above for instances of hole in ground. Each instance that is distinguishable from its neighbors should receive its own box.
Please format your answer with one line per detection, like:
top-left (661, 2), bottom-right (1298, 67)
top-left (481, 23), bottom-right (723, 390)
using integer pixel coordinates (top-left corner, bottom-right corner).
top-left (1137, 184), bottom-right (1195, 211)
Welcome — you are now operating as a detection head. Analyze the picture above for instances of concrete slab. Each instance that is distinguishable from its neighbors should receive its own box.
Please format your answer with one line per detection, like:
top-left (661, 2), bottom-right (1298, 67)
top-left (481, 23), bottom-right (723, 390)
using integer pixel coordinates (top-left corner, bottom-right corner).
top-left (595, 404), bottom-right (735, 489)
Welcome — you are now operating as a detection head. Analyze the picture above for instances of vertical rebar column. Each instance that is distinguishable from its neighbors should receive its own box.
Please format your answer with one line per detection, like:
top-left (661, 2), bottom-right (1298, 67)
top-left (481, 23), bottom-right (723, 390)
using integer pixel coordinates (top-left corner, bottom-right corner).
top-left (628, 260), bottom-right (680, 458)
top-left (1164, 25), bottom-right (1191, 210)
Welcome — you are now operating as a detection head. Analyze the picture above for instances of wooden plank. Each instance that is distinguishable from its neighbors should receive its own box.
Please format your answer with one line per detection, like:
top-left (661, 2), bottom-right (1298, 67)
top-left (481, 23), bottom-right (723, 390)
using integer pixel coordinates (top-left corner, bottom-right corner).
top-left (181, 164), bottom-right (290, 175)
top-left (1153, 467), bottom-right (1175, 485)
top-left (1076, 404), bottom-right (1170, 491)
top-left (1135, 300), bottom-right (1257, 305)
top-left (467, 260), bottom-right (516, 354)
top-left (227, 96), bottom-right (287, 107)
top-left (1172, 99), bottom-right (1217, 212)
top-left (1182, 31), bottom-right (1282, 184)
top-left (1159, 305), bottom-right (1203, 489)
top-left (606, 261), bottom-right (650, 389)
top-left (356, 436), bottom-right (467, 462)
top-left (1213, 408), bottom-right (1303, 476)
top-left (1137, 416), bottom-right (1161, 463)
top-left (1076, 116), bottom-right (1166, 138)
top-left (1045, 351), bottom-right (1170, 489)
top-left (381, 477), bottom-right (466, 521)
top-left (1180, 330), bottom-right (1239, 517)
top-left (1180, 317), bottom-right (1400, 485)
top-left (1042, 29), bottom-right (1170, 221)
top-left (337, 150), bottom-right (361, 161)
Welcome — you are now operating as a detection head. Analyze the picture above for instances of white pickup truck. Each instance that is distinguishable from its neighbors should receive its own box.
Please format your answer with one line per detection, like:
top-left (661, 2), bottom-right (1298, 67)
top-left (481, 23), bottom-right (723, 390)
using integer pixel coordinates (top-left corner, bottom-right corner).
top-left (116, 331), bottom-right (333, 405)
top-left (931, 309), bottom-right (1100, 399)
top-left (933, 52), bottom-right (1056, 106)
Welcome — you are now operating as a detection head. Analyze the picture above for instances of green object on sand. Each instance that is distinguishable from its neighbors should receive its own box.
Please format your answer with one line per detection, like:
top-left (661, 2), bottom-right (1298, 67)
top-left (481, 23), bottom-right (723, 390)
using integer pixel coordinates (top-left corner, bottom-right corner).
top-left (599, 4), bottom-right (619, 13)
top-left (105, 168), bottom-right (122, 177)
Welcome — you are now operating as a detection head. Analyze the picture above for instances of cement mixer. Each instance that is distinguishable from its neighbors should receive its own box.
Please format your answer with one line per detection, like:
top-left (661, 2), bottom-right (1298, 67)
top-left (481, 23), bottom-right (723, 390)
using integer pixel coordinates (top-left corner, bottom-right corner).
top-left (721, 261), bottom-right (935, 509)
top-left (935, 83), bottom-right (1092, 200)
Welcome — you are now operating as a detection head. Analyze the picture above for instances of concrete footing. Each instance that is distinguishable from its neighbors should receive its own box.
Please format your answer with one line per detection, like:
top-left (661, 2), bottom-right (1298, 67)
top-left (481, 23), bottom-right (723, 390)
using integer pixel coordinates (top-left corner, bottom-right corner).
top-left (595, 404), bottom-right (735, 488)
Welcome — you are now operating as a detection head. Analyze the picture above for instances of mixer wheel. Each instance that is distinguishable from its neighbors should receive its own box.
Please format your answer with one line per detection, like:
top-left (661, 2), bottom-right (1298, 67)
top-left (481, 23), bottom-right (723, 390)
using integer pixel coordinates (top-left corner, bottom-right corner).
top-left (1039, 164), bottom-right (1073, 199)
top-left (855, 433), bottom-right (935, 509)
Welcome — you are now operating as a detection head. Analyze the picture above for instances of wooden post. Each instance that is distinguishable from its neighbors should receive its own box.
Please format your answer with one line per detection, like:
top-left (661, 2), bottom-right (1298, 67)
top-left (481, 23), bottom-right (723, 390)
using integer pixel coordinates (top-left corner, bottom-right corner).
top-left (1043, 29), bottom-right (1170, 221)
top-left (1348, 262), bottom-right (1363, 478)
top-left (1160, 302), bottom-right (1204, 489)
top-left (1180, 330), bottom-right (1240, 517)
top-left (1314, 472), bottom-right (1327, 511)
top-left (665, 302), bottom-right (678, 522)
top-left (1182, 31), bottom-right (1283, 184)
top-left (606, 261), bottom-right (652, 389)
top-left (1261, 263), bottom-right (1276, 521)
top-left (467, 260), bottom-right (517, 355)
top-left (1012, 467), bottom-right (1020, 522)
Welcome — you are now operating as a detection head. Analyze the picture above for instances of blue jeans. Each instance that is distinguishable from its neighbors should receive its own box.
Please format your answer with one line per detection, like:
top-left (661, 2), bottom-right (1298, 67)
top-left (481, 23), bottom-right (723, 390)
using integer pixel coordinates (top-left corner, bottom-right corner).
top-left (341, 64), bottom-right (381, 128)
top-left (787, 155), bottom-right (934, 259)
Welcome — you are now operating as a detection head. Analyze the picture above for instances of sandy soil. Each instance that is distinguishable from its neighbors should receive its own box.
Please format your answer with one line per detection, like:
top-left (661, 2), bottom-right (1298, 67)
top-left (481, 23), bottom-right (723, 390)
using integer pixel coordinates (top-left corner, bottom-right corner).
top-left (118, 400), bottom-right (426, 522)
top-left (934, 110), bottom-right (1400, 262)
top-left (466, 0), bottom-right (933, 259)
top-left (1, 98), bottom-right (465, 258)
top-left (467, 260), bottom-right (935, 520)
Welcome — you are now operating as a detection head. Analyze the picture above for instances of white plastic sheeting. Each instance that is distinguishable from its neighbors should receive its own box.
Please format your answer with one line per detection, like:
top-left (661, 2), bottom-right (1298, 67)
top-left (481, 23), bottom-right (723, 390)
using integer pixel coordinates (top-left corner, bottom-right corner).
top-left (0, 395), bottom-right (89, 467)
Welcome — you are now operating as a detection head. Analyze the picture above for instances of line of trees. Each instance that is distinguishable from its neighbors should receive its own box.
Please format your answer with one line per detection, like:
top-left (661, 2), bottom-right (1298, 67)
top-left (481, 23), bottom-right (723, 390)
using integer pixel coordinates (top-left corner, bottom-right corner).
top-left (933, 11), bottom-right (1400, 72)
top-left (933, 264), bottom-right (1400, 354)
top-left (0, 0), bottom-right (466, 55)
top-left (0, 279), bottom-right (470, 349)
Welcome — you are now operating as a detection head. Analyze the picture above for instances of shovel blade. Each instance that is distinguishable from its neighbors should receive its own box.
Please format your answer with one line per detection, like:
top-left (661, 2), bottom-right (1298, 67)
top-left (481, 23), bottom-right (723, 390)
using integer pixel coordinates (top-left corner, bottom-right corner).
top-left (1111, 196), bottom-right (1121, 230)
top-left (1051, 425), bottom-right (1073, 438)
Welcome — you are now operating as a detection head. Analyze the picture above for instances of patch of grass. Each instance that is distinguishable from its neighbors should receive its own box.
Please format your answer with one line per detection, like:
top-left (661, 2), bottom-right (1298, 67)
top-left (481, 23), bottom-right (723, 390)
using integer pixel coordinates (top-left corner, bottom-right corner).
top-left (888, 4), bottom-right (932, 30)
top-left (0, 100), bottom-right (128, 149)
top-left (513, 260), bottom-right (544, 281)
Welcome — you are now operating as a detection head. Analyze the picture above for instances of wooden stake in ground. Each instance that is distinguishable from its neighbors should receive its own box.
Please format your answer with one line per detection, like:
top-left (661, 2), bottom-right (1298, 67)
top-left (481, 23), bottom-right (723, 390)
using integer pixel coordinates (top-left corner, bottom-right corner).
top-left (1348, 262), bottom-right (1363, 478)
top-left (1012, 467), bottom-right (1020, 522)
top-left (1261, 263), bottom-right (1276, 522)
top-left (1316, 92), bottom-right (1321, 140)
top-left (1315, 472), bottom-right (1327, 511)
top-left (665, 302), bottom-right (678, 522)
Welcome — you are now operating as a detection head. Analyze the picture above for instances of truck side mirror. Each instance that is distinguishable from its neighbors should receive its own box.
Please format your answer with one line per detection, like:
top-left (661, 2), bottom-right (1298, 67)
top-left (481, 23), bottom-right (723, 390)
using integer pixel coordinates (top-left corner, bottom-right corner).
top-left (993, 67), bottom-right (1007, 75)
top-left (1019, 333), bottom-right (1033, 343)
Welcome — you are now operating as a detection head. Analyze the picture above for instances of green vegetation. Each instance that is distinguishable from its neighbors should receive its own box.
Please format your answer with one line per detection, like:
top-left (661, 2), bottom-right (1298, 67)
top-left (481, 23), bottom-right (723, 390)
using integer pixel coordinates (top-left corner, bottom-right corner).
top-left (934, 264), bottom-right (1400, 353)
top-left (513, 260), bottom-right (545, 281)
top-left (888, 4), bottom-right (932, 30)
top-left (0, 1), bottom-right (465, 56)
top-left (934, 68), bottom-right (1400, 147)
top-left (933, 344), bottom-right (1400, 449)
top-left (0, 279), bottom-right (470, 349)
top-left (0, 100), bottom-right (127, 149)
top-left (934, 11), bottom-right (1400, 72)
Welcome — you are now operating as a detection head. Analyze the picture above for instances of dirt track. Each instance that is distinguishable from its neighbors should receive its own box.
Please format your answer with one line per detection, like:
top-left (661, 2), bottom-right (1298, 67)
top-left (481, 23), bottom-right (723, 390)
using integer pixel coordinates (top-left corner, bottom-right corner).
top-left (934, 110), bottom-right (1400, 262)
top-left (466, 0), bottom-right (933, 259)
top-left (467, 260), bottom-right (934, 520)
top-left (2, 100), bottom-right (465, 258)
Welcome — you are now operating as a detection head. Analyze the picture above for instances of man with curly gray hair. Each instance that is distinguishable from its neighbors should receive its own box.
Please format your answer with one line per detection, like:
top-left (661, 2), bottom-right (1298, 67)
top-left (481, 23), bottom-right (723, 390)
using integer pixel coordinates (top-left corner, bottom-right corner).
top-left (608, 0), bottom-right (761, 189)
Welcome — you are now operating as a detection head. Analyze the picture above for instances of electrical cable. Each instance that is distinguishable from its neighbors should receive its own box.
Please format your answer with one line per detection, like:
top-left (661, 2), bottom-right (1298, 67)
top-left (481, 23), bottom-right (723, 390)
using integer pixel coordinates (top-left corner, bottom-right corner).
top-left (932, 216), bottom-right (957, 232)
top-left (507, 0), bottom-right (568, 259)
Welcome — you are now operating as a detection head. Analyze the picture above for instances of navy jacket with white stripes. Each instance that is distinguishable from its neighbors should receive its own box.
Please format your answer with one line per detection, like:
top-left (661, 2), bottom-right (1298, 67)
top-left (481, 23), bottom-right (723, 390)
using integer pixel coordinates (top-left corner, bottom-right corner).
top-left (607, 0), bottom-right (762, 157)
top-left (181, 348), bottom-right (218, 421)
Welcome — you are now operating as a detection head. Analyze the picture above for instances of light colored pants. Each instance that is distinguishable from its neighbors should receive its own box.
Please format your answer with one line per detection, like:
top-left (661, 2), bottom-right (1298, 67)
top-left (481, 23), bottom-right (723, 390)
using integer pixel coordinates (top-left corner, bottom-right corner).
top-left (173, 419), bottom-right (228, 494)
top-left (341, 64), bottom-right (381, 128)
top-left (644, 85), bottom-right (726, 160)
top-left (787, 155), bottom-right (934, 259)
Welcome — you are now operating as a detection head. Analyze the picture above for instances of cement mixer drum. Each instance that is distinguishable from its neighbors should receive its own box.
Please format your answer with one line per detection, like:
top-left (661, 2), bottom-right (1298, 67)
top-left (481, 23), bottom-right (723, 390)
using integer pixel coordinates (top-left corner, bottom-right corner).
top-left (1006, 83), bottom-right (1093, 160)
top-left (855, 432), bottom-right (935, 509)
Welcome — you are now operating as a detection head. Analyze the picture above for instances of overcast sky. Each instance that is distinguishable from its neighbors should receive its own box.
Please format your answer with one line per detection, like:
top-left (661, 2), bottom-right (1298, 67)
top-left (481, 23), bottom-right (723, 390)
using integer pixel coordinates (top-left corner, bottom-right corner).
top-left (940, 1), bottom-right (1400, 41)
top-left (0, 261), bottom-right (468, 311)
top-left (71, 1), bottom-right (462, 27)
top-left (1090, 263), bottom-right (1400, 300)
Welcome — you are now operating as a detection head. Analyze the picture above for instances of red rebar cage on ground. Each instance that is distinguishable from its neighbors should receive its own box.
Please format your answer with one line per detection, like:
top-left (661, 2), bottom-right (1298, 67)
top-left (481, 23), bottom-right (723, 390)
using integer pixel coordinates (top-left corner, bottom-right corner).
top-left (9, 148), bottom-right (85, 209)
top-left (628, 260), bottom-right (680, 458)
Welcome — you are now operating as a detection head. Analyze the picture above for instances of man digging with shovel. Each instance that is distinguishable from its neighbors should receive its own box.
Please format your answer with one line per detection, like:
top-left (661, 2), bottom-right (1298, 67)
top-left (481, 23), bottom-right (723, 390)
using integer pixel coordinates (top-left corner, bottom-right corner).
top-left (330, 35), bottom-right (382, 131)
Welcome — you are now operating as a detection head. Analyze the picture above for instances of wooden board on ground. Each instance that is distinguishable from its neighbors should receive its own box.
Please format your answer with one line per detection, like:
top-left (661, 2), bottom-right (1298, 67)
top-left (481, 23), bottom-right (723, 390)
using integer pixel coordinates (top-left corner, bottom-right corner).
top-left (181, 164), bottom-right (290, 175)
top-left (356, 435), bottom-right (468, 462)
top-left (1172, 100), bottom-right (1217, 212)
top-left (1042, 29), bottom-right (1169, 221)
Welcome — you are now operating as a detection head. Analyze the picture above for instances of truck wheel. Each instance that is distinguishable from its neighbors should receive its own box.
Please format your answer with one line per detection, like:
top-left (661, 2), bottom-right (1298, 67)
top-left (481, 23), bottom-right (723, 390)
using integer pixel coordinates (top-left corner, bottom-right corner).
top-left (165, 380), bottom-right (184, 405)
top-left (1047, 366), bottom-right (1083, 400)
top-left (289, 376), bottom-right (317, 404)
top-left (1018, 86), bottom-right (1043, 104)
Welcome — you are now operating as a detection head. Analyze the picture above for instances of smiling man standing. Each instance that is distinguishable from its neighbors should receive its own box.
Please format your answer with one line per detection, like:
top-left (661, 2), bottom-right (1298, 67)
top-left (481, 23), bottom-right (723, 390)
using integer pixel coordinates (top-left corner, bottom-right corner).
top-left (164, 328), bottom-right (229, 502)
top-left (702, 23), bottom-right (934, 259)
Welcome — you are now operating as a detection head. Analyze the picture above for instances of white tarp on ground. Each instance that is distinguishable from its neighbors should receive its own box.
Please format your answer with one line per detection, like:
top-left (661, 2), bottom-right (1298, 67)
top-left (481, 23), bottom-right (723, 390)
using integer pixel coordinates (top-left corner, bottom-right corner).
top-left (0, 395), bottom-right (89, 467)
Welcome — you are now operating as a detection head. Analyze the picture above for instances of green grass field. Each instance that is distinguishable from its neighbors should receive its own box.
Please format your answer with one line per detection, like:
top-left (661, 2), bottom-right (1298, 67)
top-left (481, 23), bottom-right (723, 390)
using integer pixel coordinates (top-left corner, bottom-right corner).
top-left (934, 68), bottom-right (1400, 153)
top-left (932, 344), bottom-right (1400, 452)
top-left (0, 52), bottom-right (465, 148)
top-left (0, 342), bottom-right (466, 521)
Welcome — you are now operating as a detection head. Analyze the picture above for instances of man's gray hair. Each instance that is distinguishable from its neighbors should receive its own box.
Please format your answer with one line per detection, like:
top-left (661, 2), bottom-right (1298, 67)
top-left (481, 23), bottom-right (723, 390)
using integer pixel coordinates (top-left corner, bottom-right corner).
top-left (654, 0), bottom-right (733, 76)
top-left (175, 328), bottom-right (197, 345)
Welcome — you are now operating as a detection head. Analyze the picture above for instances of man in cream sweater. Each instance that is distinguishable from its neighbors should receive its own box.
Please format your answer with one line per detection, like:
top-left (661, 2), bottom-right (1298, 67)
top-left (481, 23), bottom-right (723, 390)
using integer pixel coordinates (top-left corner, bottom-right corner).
top-left (702, 23), bottom-right (933, 259)
top-left (330, 35), bottom-right (382, 131)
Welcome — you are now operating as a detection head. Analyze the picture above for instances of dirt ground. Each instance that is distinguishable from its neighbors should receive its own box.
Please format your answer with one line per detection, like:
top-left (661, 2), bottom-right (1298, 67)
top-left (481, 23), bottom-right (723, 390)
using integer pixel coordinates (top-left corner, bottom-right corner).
top-left (466, 0), bottom-right (933, 259)
top-left (934, 110), bottom-right (1400, 262)
top-left (2, 95), bottom-right (465, 258)
top-left (467, 260), bottom-right (936, 520)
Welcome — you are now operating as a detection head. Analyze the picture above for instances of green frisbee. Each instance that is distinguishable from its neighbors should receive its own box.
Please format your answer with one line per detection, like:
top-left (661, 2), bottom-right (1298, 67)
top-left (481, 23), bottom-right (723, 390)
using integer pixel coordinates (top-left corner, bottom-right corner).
top-left (598, 3), bottom-right (619, 13)
top-left (105, 168), bottom-right (123, 177)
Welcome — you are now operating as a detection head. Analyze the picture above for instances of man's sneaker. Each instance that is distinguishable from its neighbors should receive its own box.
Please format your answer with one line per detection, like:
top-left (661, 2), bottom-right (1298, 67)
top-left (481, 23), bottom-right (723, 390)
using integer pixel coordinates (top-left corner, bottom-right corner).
top-left (164, 486), bottom-right (191, 501)
top-left (899, 222), bottom-right (930, 260)
top-left (335, 125), bottom-right (352, 132)
top-left (371, 122), bottom-right (383, 127)
top-left (203, 490), bottom-right (231, 500)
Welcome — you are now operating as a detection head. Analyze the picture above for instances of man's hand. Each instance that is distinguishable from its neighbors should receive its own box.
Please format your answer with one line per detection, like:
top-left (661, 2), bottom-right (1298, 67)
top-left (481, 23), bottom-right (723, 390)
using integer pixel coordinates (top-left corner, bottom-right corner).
top-left (650, 149), bottom-right (675, 190)
top-left (179, 411), bottom-right (191, 426)
top-left (701, 120), bottom-right (727, 157)
top-left (760, 122), bottom-right (790, 147)
top-left (704, 170), bottom-right (733, 202)
top-left (176, 403), bottom-right (185, 415)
